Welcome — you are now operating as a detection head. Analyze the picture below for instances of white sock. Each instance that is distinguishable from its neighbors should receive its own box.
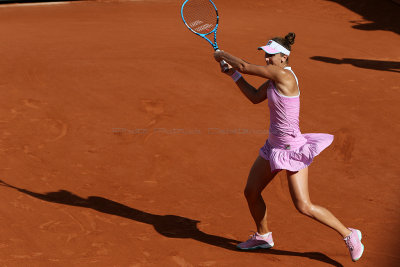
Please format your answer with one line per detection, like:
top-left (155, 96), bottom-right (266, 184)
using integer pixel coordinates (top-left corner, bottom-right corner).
top-left (257, 232), bottom-right (271, 237)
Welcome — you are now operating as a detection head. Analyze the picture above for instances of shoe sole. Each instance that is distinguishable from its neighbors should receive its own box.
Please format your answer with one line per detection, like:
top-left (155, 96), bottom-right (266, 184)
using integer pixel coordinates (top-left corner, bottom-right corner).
top-left (237, 243), bottom-right (274, 250)
top-left (352, 230), bottom-right (364, 262)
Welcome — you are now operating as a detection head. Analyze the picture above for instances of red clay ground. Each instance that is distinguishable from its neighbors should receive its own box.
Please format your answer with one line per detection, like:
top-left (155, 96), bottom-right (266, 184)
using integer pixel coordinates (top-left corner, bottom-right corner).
top-left (0, 0), bottom-right (399, 266)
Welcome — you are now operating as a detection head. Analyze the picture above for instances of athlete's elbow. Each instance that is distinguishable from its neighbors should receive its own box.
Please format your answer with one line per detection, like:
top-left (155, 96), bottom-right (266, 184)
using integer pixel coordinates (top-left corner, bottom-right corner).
top-left (251, 95), bottom-right (267, 104)
top-left (250, 97), bottom-right (263, 104)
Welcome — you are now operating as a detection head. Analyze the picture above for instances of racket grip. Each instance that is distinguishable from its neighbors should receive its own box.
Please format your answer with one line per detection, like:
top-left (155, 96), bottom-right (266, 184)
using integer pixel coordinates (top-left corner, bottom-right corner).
top-left (220, 60), bottom-right (229, 73)
top-left (215, 49), bottom-right (229, 73)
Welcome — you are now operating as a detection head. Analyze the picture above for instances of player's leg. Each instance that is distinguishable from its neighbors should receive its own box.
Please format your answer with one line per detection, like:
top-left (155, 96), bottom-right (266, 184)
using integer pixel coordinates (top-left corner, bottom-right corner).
top-left (244, 156), bottom-right (279, 235)
top-left (237, 156), bottom-right (279, 250)
top-left (286, 167), bottom-right (350, 237)
top-left (286, 167), bottom-right (364, 261)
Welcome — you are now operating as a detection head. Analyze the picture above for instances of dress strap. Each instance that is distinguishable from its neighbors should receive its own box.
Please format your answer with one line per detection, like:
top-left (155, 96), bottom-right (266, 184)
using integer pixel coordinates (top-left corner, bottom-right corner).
top-left (284, 66), bottom-right (300, 95)
top-left (284, 66), bottom-right (299, 86)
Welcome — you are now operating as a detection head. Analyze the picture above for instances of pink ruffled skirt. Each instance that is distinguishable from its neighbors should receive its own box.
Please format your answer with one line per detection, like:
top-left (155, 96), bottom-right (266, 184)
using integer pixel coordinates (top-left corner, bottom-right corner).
top-left (259, 133), bottom-right (334, 172)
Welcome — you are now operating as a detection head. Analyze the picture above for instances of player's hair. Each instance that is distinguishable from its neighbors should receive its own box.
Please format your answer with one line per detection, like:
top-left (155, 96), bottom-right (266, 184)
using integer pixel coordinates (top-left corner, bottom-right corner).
top-left (272, 32), bottom-right (296, 62)
top-left (272, 32), bottom-right (296, 51)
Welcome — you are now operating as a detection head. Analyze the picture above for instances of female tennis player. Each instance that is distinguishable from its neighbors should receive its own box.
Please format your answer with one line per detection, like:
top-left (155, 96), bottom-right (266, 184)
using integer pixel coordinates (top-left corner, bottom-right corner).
top-left (214, 33), bottom-right (364, 262)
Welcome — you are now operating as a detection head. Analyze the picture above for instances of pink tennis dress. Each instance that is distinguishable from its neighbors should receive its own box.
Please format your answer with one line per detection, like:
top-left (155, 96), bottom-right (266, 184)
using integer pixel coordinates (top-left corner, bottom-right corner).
top-left (259, 66), bottom-right (334, 172)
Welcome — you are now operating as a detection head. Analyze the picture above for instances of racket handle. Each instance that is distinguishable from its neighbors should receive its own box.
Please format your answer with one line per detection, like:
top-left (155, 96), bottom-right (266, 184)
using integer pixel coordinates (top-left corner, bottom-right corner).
top-left (215, 49), bottom-right (229, 73)
top-left (220, 60), bottom-right (229, 73)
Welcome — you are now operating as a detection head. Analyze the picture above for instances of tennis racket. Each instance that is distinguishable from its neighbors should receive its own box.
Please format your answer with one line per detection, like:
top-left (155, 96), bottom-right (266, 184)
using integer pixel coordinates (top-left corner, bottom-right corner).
top-left (181, 0), bottom-right (229, 72)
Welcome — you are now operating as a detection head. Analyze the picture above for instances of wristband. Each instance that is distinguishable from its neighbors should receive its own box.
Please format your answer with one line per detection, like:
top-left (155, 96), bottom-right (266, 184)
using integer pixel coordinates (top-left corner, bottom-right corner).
top-left (231, 71), bottom-right (242, 82)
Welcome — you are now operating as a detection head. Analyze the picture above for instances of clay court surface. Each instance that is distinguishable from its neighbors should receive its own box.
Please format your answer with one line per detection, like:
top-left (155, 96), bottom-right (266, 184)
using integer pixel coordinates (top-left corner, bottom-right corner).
top-left (0, 0), bottom-right (399, 266)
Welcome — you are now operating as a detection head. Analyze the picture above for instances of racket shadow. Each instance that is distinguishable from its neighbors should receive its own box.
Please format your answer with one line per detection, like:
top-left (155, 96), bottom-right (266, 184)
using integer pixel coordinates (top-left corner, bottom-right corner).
top-left (0, 179), bottom-right (342, 266)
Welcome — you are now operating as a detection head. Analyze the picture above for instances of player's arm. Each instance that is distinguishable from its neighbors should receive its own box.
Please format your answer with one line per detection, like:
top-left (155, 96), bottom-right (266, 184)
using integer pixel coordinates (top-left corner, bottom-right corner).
top-left (235, 78), bottom-right (269, 104)
top-left (215, 50), bottom-right (293, 95)
top-left (220, 65), bottom-right (269, 104)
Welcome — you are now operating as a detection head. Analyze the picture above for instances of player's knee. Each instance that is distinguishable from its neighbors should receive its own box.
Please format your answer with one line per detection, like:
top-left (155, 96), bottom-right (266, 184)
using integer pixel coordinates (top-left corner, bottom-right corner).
top-left (295, 201), bottom-right (313, 217)
top-left (244, 187), bottom-right (260, 203)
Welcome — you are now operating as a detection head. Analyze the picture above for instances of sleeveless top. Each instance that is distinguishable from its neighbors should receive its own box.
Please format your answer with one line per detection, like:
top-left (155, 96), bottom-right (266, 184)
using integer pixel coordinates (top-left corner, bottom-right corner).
top-left (259, 66), bottom-right (334, 172)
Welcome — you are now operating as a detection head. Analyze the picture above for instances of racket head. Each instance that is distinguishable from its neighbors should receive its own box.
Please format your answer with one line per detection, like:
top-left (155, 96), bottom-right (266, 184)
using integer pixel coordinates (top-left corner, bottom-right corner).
top-left (181, 0), bottom-right (219, 36)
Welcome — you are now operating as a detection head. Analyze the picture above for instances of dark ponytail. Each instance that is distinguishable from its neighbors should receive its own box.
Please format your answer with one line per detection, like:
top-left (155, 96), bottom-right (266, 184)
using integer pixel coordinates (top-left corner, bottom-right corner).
top-left (272, 32), bottom-right (296, 52)
top-left (284, 32), bottom-right (296, 47)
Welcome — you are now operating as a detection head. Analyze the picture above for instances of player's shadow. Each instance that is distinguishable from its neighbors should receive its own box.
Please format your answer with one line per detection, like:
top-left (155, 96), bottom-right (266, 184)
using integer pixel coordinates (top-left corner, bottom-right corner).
top-left (323, 0), bottom-right (400, 34)
top-left (0, 0), bottom-right (80, 4)
top-left (310, 56), bottom-right (400, 73)
top-left (0, 180), bottom-right (343, 267)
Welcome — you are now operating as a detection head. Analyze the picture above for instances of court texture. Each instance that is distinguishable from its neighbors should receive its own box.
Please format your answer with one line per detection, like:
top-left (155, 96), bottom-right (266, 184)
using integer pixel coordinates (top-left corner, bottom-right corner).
top-left (0, 0), bottom-right (399, 266)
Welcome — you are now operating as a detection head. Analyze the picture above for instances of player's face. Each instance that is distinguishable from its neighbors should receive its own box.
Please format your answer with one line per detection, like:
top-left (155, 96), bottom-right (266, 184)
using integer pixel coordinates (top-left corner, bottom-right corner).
top-left (265, 53), bottom-right (287, 66)
top-left (265, 53), bottom-right (277, 65)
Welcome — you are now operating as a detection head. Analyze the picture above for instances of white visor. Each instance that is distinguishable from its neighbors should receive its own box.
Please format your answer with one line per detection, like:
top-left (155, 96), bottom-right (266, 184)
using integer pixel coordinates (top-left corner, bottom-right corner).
top-left (258, 40), bottom-right (290, 56)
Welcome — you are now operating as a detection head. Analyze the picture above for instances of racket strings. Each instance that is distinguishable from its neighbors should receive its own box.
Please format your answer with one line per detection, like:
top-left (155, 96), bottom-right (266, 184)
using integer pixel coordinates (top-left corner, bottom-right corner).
top-left (182, 0), bottom-right (217, 34)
